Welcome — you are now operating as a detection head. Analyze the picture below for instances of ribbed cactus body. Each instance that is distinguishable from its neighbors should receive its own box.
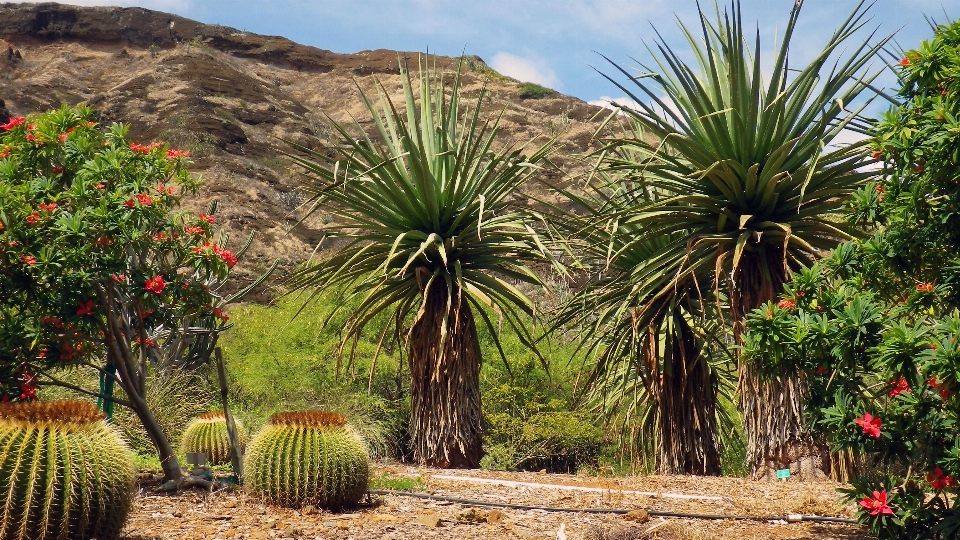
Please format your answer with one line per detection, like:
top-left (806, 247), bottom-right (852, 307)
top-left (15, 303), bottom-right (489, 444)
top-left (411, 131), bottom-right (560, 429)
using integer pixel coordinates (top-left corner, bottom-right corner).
top-left (0, 401), bottom-right (135, 540)
top-left (244, 411), bottom-right (369, 509)
top-left (180, 411), bottom-right (246, 465)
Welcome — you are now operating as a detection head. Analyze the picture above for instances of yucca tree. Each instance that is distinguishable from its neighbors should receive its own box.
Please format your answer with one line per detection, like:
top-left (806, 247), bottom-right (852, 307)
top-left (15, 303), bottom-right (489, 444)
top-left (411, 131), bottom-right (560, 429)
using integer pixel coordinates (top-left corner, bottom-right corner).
top-left (284, 57), bottom-right (555, 468)
top-left (593, 1), bottom-right (891, 478)
top-left (552, 159), bottom-right (729, 475)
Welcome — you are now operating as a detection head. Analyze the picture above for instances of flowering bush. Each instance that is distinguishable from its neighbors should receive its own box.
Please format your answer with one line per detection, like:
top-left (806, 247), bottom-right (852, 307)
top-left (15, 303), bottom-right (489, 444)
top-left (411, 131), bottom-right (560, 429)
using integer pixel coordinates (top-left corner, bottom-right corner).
top-left (0, 105), bottom-right (242, 481)
top-left (745, 19), bottom-right (960, 540)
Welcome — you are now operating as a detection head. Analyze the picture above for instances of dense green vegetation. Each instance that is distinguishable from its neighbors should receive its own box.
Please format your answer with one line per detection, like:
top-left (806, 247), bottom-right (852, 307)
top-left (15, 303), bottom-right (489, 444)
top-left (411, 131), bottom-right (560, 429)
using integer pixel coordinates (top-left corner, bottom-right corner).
top-left (517, 82), bottom-right (554, 99)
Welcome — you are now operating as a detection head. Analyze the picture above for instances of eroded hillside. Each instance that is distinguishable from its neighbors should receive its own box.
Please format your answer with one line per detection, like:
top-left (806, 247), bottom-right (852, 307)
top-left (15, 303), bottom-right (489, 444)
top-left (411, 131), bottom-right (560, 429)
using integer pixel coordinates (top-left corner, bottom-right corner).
top-left (0, 2), bottom-right (609, 296)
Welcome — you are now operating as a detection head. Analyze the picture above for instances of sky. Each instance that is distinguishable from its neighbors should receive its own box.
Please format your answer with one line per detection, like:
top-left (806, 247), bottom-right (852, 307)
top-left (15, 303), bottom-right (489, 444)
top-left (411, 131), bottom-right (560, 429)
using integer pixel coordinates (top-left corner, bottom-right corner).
top-left (21, 0), bottom-right (956, 114)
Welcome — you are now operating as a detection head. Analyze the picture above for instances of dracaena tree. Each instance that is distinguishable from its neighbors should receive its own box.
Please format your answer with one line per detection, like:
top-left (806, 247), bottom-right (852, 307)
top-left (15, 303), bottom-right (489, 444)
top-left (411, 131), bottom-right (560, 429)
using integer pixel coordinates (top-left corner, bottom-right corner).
top-left (591, 0), bottom-right (891, 478)
top-left (550, 146), bottom-right (731, 475)
top-left (0, 105), bottom-right (252, 483)
top-left (284, 57), bottom-right (556, 468)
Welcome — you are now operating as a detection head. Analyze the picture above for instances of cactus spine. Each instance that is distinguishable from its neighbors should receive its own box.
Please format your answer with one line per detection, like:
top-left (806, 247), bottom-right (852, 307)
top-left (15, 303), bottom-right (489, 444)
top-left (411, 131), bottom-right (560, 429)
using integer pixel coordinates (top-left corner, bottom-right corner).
top-left (244, 411), bottom-right (369, 509)
top-left (0, 400), bottom-right (135, 540)
top-left (180, 411), bottom-right (246, 465)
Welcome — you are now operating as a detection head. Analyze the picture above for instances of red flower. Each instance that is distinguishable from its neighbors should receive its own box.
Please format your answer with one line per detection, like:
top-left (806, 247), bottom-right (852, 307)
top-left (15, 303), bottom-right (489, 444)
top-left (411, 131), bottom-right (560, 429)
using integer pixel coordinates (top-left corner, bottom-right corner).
top-left (25, 212), bottom-right (41, 224)
top-left (859, 490), bottom-right (894, 517)
top-left (135, 193), bottom-right (153, 205)
top-left (778, 298), bottom-right (796, 310)
top-left (916, 282), bottom-right (935, 293)
top-left (25, 134), bottom-right (35, 142)
top-left (139, 309), bottom-right (154, 320)
top-left (184, 226), bottom-right (205, 235)
top-left (941, 385), bottom-right (953, 400)
top-left (198, 213), bottom-right (214, 224)
top-left (19, 254), bottom-right (37, 266)
top-left (77, 300), bottom-right (96, 316)
top-left (38, 202), bottom-right (57, 212)
top-left (217, 248), bottom-right (237, 268)
top-left (0, 117), bottom-right (25, 131)
top-left (134, 337), bottom-right (156, 348)
top-left (123, 198), bottom-right (135, 208)
top-left (96, 183), bottom-right (106, 189)
top-left (166, 148), bottom-right (190, 159)
top-left (52, 166), bottom-right (63, 173)
top-left (927, 467), bottom-right (957, 490)
top-left (19, 383), bottom-right (37, 401)
top-left (111, 273), bottom-right (127, 283)
top-left (889, 377), bottom-right (910, 397)
top-left (855, 412), bottom-right (882, 438)
top-left (815, 366), bottom-right (828, 375)
top-left (213, 308), bottom-right (230, 321)
top-left (875, 184), bottom-right (885, 194)
top-left (58, 133), bottom-right (68, 142)
top-left (145, 275), bottom-right (167, 295)
top-left (871, 151), bottom-right (882, 160)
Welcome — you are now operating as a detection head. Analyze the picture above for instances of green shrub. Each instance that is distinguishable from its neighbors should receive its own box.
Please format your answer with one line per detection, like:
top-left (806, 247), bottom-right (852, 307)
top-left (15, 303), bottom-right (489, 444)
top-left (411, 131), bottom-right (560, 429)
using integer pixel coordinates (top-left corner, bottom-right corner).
top-left (180, 411), bottom-right (247, 465)
top-left (0, 401), bottom-right (135, 540)
top-left (518, 83), bottom-right (554, 99)
top-left (244, 411), bottom-right (369, 509)
top-left (481, 356), bottom-right (603, 472)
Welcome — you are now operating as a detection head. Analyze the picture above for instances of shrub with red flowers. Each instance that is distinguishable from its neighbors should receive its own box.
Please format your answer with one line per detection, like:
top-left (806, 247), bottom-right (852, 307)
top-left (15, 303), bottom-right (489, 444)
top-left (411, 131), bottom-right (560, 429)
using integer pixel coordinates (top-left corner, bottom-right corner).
top-left (0, 105), bottom-right (251, 482)
top-left (745, 19), bottom-right (960, 540)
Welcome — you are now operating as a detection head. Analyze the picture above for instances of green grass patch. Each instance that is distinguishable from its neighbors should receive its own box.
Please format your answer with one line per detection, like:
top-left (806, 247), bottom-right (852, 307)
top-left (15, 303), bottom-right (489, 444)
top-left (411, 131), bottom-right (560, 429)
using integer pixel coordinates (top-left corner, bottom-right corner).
top-left (368, 471), bottom-right (424, 492)
top-left (518, 83), bottom-right (554, 99)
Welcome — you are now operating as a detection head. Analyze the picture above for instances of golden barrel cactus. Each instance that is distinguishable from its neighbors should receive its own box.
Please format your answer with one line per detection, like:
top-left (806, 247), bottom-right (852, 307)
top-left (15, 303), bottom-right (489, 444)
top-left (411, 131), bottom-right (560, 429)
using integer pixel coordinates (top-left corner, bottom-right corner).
top-left (244, 411), bottom-right (369, 509)
top-left (0, 400), bottom-right (135, 540)
top-left (180, 411), bottom-right (246, 465)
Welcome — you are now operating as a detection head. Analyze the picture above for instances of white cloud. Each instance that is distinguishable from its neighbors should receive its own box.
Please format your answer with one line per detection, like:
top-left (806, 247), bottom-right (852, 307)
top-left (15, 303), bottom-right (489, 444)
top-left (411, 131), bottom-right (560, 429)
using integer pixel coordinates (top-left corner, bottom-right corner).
top-left (489, 52), bottom-right (561, 89)
top-left (588, 95), bottom-right (640, 111)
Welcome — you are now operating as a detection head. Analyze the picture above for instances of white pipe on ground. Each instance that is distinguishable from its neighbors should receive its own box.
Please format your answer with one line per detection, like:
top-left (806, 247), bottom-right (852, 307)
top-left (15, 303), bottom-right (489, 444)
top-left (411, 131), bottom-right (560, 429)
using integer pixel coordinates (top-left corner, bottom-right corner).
top-left (426, 474), bottom-right (728, 502)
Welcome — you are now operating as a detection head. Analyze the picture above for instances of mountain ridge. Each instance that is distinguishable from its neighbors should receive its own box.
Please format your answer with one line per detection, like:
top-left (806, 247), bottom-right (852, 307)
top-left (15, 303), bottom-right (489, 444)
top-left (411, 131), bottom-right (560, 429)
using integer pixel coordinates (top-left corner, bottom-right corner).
top-left (0, 2), bottom-right (607, 296)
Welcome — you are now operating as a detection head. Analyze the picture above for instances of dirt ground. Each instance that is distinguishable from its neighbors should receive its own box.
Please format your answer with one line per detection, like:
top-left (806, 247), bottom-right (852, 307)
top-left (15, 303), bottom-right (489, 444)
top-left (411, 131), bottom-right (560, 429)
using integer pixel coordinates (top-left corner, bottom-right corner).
top-left (120, 464), bottom-right (873, 540)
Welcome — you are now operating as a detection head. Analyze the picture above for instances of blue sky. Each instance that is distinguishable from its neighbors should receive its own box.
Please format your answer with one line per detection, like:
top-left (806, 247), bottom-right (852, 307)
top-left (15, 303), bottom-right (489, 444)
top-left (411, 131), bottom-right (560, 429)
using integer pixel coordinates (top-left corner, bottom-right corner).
top-left (33, 0), bottom-right (955, 110)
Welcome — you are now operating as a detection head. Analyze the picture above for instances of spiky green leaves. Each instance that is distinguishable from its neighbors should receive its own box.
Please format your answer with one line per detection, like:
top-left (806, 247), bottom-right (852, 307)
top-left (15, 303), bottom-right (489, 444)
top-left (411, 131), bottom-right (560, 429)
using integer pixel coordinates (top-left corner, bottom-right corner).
top-left (592, 1), bottom-right (892, 313)
top-left (0, 401), bottom-right (135, 540)
top-left (180, 411), bottom-right (247, 466)
top-left (243, 411), bottom-right (368, 509)
top-left (283, 55), bottom-right (557, 365)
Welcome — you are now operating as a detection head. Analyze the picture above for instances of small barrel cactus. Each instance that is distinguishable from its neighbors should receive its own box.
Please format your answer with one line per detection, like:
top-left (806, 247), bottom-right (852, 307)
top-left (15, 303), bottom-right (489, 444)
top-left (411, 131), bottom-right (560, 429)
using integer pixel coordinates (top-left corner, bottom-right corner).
top-left (180, 411), bottom-right (247, 465)
top-left (244, 411), bottom-right (369, 509)
top-left (0, 400), bottom-right (135, 540)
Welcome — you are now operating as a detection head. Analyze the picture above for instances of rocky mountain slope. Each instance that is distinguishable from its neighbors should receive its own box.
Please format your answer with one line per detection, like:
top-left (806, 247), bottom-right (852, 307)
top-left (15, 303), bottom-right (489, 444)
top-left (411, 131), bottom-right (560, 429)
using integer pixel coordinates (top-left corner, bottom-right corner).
top-left (0, 2), bottom-right (609, 295)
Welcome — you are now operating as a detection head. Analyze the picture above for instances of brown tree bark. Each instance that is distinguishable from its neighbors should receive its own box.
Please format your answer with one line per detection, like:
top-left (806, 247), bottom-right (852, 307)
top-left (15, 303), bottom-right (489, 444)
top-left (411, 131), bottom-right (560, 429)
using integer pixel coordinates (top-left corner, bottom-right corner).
top-left (408, 279), bottom-right (483, 468)
top-left (730, 247), bottom-right (826, 481)
top-left (645, 313), bottom-right (721, 475)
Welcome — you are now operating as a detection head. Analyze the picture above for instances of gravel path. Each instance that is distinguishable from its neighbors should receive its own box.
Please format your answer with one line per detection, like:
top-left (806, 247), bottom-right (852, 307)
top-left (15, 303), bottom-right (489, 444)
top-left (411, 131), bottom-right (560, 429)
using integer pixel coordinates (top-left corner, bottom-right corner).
top-left (121, 464), bottom-right (873, 540)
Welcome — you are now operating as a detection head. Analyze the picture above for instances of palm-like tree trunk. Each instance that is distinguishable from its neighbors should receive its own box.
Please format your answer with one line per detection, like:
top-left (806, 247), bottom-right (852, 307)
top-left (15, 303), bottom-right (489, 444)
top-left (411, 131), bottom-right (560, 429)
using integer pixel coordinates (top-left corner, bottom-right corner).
top-left (646, 314), bottom-right (721, 475)
top-left (730, 248), bottom-right (826, 480)
top-left (408, 279), bottom-right (483, 468)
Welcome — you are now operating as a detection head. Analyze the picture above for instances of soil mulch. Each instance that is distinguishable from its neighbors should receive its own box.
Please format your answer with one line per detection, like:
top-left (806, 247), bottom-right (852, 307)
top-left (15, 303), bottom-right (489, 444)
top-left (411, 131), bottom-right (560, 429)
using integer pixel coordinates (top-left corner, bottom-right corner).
top-left (121, 464), bottom-right (873, 540)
